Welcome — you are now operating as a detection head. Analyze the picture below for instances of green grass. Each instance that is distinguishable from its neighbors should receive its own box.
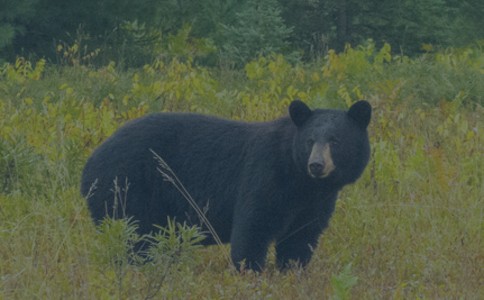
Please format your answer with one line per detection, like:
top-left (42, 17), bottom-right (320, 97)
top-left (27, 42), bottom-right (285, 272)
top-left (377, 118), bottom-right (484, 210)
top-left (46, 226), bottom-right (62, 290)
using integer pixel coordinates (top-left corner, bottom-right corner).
top-left (1, 45), bottom-right (483, 299)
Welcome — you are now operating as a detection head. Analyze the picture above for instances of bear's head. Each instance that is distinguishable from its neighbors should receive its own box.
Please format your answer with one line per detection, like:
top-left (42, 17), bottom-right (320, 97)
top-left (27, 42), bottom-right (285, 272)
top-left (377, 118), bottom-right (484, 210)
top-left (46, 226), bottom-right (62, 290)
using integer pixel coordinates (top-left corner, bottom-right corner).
top-left (289, 100), bottom-right (372, 186)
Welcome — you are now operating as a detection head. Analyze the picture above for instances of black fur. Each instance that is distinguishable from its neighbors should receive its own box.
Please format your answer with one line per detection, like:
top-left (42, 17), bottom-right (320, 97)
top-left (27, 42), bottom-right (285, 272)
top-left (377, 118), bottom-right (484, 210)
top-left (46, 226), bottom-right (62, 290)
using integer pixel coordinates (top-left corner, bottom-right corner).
top-left (81, 100), bottom-right (371, 271)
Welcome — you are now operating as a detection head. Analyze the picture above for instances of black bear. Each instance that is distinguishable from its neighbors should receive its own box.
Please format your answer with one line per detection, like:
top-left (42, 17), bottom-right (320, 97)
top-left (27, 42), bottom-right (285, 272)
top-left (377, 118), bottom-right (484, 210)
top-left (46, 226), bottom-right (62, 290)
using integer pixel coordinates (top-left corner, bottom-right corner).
top-left (81, 100), bottom-right (371, 271)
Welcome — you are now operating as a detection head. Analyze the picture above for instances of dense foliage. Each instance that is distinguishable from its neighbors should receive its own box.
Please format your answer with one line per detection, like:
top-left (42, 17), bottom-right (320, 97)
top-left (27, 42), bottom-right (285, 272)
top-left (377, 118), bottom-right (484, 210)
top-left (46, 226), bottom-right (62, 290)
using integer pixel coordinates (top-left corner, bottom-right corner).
top-left (0, 44), bottom-right (482, 298)
top-left (1, 0), bottom-right (483, 65)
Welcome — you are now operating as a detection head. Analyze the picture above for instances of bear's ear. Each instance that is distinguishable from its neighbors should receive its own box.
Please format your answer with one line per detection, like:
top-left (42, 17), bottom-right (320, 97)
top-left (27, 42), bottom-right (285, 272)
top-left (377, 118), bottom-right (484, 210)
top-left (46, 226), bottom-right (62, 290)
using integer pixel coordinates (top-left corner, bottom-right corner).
top-left (289, 100), bottom-right (312, 127)
top-left (348, 100), bottom-right (372, 129)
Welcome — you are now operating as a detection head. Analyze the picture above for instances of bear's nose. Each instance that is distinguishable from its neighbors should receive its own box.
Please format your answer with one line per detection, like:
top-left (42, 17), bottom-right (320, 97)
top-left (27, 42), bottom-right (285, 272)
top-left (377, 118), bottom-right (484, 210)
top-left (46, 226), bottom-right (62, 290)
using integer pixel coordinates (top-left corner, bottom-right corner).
top-left (309, 163), bottom-right (324, 177)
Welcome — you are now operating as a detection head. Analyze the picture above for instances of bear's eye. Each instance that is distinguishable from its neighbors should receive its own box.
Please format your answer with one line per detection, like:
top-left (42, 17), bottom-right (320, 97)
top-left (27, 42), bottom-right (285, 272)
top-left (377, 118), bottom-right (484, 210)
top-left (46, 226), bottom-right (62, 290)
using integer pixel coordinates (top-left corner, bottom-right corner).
top-left (329, 137), bottom-right (340, 146)
top-left (306, 138), bottom-right (315, 147)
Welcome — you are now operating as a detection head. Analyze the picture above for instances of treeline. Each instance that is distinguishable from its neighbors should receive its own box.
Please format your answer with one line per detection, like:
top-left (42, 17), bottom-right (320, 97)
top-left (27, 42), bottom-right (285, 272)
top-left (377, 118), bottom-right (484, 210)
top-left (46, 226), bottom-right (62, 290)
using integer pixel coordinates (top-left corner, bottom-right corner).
top-left (1, 0), bottom-right (483, 67)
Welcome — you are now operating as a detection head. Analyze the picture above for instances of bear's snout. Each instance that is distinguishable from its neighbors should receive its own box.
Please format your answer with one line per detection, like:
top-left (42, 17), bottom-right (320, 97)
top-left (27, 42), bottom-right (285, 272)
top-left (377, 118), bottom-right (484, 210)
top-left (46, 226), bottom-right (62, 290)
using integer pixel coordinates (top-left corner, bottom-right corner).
top-left (308, 142), bottom-right (335, 178)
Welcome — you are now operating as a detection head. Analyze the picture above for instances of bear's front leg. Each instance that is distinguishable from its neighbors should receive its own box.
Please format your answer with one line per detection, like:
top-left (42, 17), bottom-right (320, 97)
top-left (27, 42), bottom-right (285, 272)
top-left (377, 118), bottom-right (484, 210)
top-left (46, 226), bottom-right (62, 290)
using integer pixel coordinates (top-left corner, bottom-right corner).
top-left (275, 204), bottom-right (335, 270)
top-left (275, 192), bottom-right (338, 270)
top-left (230, 211), bottom-right (277, 272)
top-left (275, 221), bottom-right (323, 269)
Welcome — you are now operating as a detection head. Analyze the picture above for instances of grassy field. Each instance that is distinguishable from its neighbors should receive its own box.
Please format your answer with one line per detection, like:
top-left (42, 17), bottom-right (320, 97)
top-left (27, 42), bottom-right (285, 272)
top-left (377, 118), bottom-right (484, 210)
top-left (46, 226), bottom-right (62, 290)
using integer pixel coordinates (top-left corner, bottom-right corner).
top-left (1, 44), bottom-right (483, 299)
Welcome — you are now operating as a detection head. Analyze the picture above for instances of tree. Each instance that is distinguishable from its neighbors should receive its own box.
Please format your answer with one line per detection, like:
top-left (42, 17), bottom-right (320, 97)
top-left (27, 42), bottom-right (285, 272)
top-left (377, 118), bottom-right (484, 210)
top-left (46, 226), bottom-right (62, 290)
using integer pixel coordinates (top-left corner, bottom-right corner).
top-left (281, 0), bottom-right (479, 57)
top-left (219, 0), bottom-right (293, 66)
top-left (349, 0), bottom-right (452, 53)
top-left (446, 0), bottom-right (484, 46)
top-left (279, 0), bottom-right (332, 59)
top-left (0, 0), bottom-right (38, 61)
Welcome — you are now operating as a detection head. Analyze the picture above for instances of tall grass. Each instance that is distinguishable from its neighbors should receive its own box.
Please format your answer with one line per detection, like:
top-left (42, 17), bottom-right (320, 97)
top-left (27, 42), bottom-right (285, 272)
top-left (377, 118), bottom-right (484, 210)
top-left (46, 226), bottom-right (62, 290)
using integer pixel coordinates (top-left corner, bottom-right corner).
top-left (0, 44), bottom-right (482, 298)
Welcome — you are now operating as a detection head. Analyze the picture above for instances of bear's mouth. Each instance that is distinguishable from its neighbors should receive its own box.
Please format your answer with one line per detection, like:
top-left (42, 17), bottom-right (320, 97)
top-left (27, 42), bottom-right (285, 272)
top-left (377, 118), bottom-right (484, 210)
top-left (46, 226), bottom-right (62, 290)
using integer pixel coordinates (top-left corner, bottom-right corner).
top-left (308, 165), bottom-right (334, 179)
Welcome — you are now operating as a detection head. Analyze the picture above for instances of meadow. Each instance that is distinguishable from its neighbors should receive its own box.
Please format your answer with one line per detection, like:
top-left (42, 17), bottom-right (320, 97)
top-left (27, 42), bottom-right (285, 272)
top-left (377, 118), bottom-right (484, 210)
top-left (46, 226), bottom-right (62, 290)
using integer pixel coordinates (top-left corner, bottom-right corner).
top-left (0, 44), bottom-right (482, 299)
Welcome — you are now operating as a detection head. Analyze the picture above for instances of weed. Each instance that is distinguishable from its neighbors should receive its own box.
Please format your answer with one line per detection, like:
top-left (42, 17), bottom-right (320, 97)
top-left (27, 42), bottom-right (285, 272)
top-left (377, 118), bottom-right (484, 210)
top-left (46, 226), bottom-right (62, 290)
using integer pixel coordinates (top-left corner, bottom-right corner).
top-left (0, 44), bottom-right (482, 298)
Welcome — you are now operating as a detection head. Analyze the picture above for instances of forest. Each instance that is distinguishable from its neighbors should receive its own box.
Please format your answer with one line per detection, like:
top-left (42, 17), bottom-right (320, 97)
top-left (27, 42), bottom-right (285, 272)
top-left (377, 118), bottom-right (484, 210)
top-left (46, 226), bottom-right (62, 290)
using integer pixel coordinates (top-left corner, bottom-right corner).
top-left (2, 0), bottom-right (484, 66)
top-left (1, 0), bottom-right (483, 299)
